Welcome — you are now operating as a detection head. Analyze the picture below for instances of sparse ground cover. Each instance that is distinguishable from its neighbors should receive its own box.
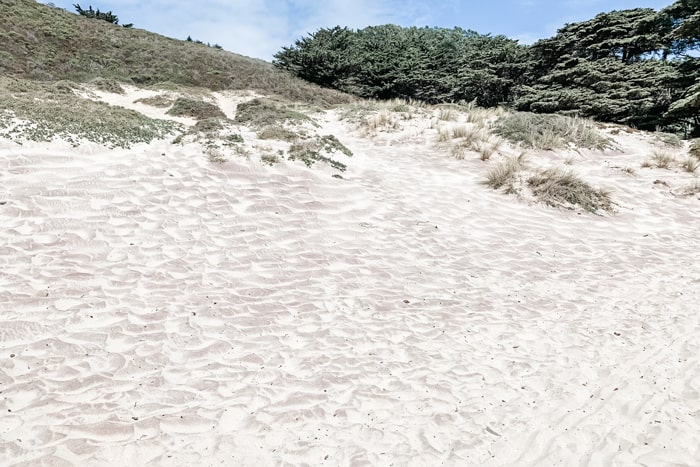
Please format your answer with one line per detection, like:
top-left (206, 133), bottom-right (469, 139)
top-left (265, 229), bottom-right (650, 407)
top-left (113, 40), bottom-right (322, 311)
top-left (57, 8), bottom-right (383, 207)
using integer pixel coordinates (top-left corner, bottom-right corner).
top-left (234, 98), bottom-right (314, 128)
top-left (287, 134), bottom-right (352, 171)
top-left (0, 77), bottom-right (181, 148)
top-left (166, 97), bottom-right (227, 120)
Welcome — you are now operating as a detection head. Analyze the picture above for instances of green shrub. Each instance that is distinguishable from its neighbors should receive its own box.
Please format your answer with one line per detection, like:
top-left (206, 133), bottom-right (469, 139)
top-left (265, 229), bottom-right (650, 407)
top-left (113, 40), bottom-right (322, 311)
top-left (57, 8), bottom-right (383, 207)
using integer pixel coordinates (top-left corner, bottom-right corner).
top-left (287, 134), bottom-right (351, 171)
top-left (134, 94), bottom-right (173, 108)
top-left (257, 125), bottom-right (300, 141)
top-left (166, 97), bottom-right (226, 120)
top-left (91, 77), bottom-right (125, 94)
top-left (235, 98), bottom-right (312, 128)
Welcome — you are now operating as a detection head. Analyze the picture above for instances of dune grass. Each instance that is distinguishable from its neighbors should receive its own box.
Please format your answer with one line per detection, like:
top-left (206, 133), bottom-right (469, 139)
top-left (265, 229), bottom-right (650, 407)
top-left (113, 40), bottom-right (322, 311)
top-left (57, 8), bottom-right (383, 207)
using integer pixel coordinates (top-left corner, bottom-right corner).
top-left (234, 98), bottom-right (313, 128)
top-left (690, 139), bottom-right (700, 159)
top-left (257, 125), bottom-right (301, 141)
top-left (494, 113), bottom-right (612, 150)
top-left (682, 157), bottom-right (699, 173)
top-left (134, 94), bottom-right (174, 108)
top-left (486, 153), bottom-right (528, 191)
top-left (166, 97), bottom-right (226, 120)
top-left (645, 150), bottom-right (676, 169)
top-left (528, 168), bottom-right (612, 213)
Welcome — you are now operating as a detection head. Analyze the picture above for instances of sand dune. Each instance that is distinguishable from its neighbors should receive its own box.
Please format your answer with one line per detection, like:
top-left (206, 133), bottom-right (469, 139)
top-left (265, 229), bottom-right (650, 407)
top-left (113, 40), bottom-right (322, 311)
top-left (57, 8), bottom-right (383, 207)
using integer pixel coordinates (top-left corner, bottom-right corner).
top-left (0, 88), bottom-right (699, 466)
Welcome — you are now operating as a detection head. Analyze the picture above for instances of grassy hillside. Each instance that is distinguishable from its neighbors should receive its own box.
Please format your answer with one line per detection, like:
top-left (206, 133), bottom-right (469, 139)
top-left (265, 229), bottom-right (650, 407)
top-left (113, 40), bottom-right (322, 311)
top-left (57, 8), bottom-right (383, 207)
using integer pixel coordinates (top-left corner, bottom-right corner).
top-left (0, 0), bottom-right (351, 106)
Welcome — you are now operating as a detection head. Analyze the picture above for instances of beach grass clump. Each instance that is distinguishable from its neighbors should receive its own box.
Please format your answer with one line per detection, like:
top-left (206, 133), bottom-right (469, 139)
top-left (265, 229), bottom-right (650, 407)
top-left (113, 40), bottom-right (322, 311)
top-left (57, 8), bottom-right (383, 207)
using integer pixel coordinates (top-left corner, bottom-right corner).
top-left (234, 98), bottom-right (312, 128)
top-left (166, 97), bottom-right (226, 120)
top-left (494, 113), bottom-right (613, 150)
top-left (91, 77), bottom-right (125, 94)
top-left (690, 139), bottom-right (700, 159)
top-left (486, 153), bottom-right (527, 190)
top-left (134, 94), bottom-right (174, 108)
top-left (189, 117), bottom-right (225, 134)
top-left (361, 110), bottom-right (401, 135)
top-left (437, 106), bottom-right (458, 121)
top-left (682, 157), bottom-right (699, 173)
top-left (647, 150), bottom-right (676, 169)
top-left (528, 167), bottom-right (612, 213)
top-left (0, 76), bottom-right (180, 148)
top-left (257, 125), bottom-right (301, 141)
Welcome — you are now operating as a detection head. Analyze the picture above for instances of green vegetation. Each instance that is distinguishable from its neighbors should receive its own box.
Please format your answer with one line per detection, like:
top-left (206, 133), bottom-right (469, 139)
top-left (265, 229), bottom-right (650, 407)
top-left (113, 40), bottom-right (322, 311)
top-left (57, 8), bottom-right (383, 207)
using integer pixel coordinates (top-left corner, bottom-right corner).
top-left (74, 4), bottom-right (132, 28)
top-left (275, 1), bottom-right (700, 136)
top-left (257, 125), bottom-right (301, 141)
top-left (493, 113), bottom-right (613, 150)
top-left (275, 25), bottom-right (527, 107)
top-left (91, 77), bottom-right (125, 94)
top-left (486, 154), bottom-right (527, 191)
top-left (528, 168), bottom-right (613, 213)
top-left (234, 98), bottom-right (313, 128)
top-left (0, 76), bottom-right (180, 148)
top-left (166, 97), bottom-right (226, 120)
top-left (134, 94), bottom-right (174, 108)
top-left (287, 135), bottom-right (352, 171)
top-left (0, 0), bottom-right (351, 106)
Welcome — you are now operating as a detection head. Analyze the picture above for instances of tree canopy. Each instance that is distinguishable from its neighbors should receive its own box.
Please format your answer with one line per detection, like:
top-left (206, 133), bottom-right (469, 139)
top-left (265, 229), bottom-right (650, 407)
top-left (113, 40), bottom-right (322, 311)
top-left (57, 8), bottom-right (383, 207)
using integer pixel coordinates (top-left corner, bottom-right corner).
top-left (73, 4), bottom-right (133, 27)
top-left (274, 1), bottom-right (700, 136)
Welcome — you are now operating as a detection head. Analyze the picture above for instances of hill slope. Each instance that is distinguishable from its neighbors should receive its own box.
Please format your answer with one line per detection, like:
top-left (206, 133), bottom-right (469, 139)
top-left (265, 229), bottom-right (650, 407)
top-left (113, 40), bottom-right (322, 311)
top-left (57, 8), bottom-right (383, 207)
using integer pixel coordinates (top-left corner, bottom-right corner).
top-left (0, 0), bottom-right (351, 105)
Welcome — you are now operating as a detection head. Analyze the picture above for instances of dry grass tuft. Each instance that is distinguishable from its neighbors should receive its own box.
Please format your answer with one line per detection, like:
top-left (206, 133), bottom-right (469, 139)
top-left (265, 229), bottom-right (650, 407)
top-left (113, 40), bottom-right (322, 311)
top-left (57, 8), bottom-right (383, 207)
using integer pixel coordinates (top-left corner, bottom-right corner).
top-left (494, 113), bottom-right (613, 150)
top-left (437, 107), bottom-right (458, 121)
top-left (134, 94), bottom-right (174, 108)
top-left (647, 150), bottom-right (676, 169)
top-left (257, 125), bottom-right (301, 141)
top-left (528, 167), bottom-right (612, 213)
top-left (682, 157), bottom-right (700, 173)
top-left (486, 153), bottom-right (528, 190)
top-left (690, 139), bottom-right (700, 159)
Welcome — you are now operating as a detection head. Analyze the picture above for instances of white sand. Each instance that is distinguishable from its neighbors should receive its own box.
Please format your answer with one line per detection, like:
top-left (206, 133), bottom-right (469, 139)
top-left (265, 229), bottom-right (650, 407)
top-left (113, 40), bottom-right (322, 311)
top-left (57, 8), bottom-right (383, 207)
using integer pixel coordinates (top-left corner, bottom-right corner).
top-left (0, 89), bottom-right (699, 466)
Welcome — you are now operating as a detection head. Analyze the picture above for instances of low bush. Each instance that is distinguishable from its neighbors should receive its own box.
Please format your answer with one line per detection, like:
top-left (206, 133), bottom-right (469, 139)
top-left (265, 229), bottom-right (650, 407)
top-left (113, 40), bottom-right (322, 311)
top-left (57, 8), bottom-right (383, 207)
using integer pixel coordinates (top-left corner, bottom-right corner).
top-left (166, 97), bottom-right (226, 120)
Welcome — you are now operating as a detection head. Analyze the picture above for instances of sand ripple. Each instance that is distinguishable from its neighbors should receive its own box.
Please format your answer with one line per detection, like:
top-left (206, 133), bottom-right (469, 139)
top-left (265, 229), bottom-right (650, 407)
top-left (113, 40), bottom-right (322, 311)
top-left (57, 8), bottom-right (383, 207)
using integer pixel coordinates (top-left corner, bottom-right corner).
top-left (1, 115), bottom-right (699, 465)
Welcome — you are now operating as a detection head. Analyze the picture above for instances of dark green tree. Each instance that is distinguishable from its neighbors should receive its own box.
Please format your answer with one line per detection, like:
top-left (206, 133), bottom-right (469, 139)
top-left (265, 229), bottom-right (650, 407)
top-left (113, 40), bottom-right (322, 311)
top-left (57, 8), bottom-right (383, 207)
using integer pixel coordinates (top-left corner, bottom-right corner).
top-left (73, 4), bottom-right (131, 27)
top-left (518, 7), bottom-right (697, 133)
top-left (661, 0), bottom-right (700, 52)
top-left (274, 25), bottom-right (527, 106)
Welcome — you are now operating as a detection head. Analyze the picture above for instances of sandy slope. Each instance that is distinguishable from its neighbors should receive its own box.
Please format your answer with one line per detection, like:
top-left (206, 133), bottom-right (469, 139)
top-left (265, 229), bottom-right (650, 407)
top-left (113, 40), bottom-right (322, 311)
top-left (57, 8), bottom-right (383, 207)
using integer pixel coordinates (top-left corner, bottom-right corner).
top-left (0, 88), bottom-right (699, 466)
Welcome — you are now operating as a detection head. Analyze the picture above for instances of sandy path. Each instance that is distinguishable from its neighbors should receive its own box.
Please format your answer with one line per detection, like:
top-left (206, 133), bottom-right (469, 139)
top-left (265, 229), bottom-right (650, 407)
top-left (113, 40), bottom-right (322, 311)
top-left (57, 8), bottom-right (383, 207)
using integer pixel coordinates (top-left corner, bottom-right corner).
top-left (0, 106), bottom-right (698, 465)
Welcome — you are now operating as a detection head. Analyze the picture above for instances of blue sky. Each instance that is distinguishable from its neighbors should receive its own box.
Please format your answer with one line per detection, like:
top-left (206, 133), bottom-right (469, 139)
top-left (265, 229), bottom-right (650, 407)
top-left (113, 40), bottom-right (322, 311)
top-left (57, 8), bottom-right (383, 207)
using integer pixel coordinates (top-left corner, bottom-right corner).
top-left (43, 1), bottom-right (673, 60)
